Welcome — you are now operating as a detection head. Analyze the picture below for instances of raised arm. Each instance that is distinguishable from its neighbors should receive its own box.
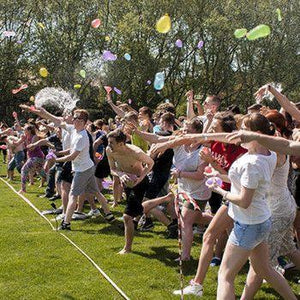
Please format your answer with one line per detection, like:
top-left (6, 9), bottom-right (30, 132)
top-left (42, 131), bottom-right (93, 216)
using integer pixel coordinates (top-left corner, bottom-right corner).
top-left (19, 104), bottom-right (65, 128)
top-left (186, 90), bottom-right (196, 121)
top-left (106, 94), bottom-right (126, 118)
top-left (255, 85), bottom-right (300, 122)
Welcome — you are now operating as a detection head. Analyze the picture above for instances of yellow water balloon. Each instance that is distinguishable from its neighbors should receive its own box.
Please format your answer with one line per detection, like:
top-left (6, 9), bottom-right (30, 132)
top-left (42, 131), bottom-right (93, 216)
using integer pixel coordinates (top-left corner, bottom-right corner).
top-left (74, 84), bottom-right (82, 89)
top-left (39, 67), bottom-right (48, 78)
top-left (105, 35), bottom-right (110, 42)
top-left (156, 14), bottom-right (171, 34)
top-left (30, 96), bottom-right (35, 102)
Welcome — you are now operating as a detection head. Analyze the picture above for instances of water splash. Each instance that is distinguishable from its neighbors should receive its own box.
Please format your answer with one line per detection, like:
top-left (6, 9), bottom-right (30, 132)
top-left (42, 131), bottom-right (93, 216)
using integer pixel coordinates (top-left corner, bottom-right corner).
top-left (35, 87), bottom-right (79, 114)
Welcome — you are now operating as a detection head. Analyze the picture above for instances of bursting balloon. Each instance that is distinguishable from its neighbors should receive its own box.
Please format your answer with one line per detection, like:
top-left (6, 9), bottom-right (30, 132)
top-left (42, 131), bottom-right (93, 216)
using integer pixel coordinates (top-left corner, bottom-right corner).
top-left (154, 72), bottom-right (165, 90)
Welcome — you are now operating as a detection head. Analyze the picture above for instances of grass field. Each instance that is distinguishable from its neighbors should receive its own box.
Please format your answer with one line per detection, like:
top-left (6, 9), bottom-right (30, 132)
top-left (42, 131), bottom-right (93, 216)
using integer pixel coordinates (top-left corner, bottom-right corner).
top-left (1, 160), bottom-right (300, 299)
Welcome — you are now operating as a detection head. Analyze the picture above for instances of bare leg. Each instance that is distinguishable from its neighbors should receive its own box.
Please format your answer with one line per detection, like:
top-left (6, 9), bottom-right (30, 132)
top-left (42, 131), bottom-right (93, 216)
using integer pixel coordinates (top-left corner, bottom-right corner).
top-left (217, 243), bottom-right (250, 300)
top-left (77, 193), bottom-right (85, 212)
top-left (250, 242), bottom-right (296, 300)
top-left (113, 175), bottom-right (123, 206)
top-left (194, 205), bottom-right (233, 285)
top-left (119, 214), bottom-right (134, 254)
top-left (61, 180), bottom-right (70, 214)
top-left (294, 210), bottom-right (300, 248)
top-left (95, 191), bottom-right (110, 214)
top-left (65, 193), bottom-right (78, 224)
top-left (240, 265), bottom-right (263, 300)
top-left (142, 192), bottom-right (174, 214)
top-left (215, 231), bottom-right (229, 259)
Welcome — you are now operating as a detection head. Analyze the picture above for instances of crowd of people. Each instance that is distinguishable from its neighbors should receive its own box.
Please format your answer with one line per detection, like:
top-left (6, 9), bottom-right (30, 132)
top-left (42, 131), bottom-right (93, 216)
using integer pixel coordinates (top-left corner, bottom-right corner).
top-left (1, 83), bottom-right (300, 299)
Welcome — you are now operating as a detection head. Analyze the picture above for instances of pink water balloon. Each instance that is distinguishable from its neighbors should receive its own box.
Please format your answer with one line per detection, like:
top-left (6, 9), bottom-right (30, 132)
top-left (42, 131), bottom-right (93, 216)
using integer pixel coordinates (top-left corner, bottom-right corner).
top-left (91, 19), bottom-right (101, 28)
top-left (175, 39), bottom-right (183, 48)
top-left (104, 86), bottom-right (112, 94)
top-left (197, 40), bottom-right (204, 49)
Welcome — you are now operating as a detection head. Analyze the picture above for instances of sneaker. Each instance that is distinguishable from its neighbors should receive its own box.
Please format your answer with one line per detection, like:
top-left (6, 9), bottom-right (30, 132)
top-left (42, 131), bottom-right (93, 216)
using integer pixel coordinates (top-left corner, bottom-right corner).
top-left (173, 280), bottom-right (203, 296)
top-left (72, 211), bottom-right (88, 220)
top-left (55, 213), bottom-right (65, 221)
top-left (166, 221), bottom-right (178, 239)
top-left (140, 217), bottom-right (154, 231)
top-left (138, 214), bottom-right (146, 227)
top-left (104, 212), bottom-right (116, 223)
top-left (49, 194), bottom-right (61, 201)
top-left (41, 208), bottom-right (63, 215)
top-left (210, 257), bottom-right (221, 267)
top-left (284, 262), bottom-right (296, 270)
top-left (58, 221), bottom-right (71, 230)
top-left (39, 193), bottom-right (53, 198)
top-left (87, 208), bottom-right (101, 217)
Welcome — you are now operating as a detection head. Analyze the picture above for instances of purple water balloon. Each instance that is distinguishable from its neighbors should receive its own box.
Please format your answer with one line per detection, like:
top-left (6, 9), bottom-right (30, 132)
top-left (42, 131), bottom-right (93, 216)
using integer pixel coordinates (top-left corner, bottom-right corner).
top-left (197, 40), bottom-right (204, 49)
top-left (205, 177), bottom-right (222, 188)
top-left (102, 50), bottom-right (117, 61)
top-left (175, 39), bottom-right (183, 48)
top-left (113, 87), bottom-right (122, 95)
top-left (146, 80), bottom-right (151, 85)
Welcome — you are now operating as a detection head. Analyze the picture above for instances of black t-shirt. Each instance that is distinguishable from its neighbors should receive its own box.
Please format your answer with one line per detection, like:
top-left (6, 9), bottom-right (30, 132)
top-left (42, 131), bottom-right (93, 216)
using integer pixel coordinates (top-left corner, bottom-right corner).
top-left (47, 134), bottom-right (63, 152)
top-left (152, 130), bottom-right (174, 176)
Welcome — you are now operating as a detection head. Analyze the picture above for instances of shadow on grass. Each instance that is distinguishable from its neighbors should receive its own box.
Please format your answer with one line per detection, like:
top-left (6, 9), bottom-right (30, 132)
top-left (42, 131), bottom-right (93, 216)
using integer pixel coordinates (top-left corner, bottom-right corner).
top-left (61, 294), bottom-right (77, 300)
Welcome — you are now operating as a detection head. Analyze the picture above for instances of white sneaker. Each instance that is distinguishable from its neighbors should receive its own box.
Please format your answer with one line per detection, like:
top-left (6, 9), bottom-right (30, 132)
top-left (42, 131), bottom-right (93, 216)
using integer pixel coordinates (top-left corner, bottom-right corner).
top-left (55, 213), bottom-right (65, 221)
top-left (87, 209), bottom-right (101, 217)
top-left (173, 280), bottom-right (203, 296)
top-left (72, 211), bottom-right (88, 220)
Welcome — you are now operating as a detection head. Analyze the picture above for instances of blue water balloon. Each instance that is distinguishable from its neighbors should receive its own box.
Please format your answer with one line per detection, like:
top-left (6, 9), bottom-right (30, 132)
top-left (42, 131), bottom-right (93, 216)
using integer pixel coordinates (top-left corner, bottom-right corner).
top-left (154, 72), bottom-right (165, 90)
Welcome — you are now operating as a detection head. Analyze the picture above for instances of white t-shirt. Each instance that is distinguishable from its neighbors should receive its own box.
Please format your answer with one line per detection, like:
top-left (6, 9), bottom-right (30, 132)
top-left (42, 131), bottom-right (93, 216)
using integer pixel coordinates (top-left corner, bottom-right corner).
top-left (65, 125), bottom-right (94, 172)
top-left (173, 145), bottom-right (211, 200)
top-left (228, 151), bottom-right (277, 224)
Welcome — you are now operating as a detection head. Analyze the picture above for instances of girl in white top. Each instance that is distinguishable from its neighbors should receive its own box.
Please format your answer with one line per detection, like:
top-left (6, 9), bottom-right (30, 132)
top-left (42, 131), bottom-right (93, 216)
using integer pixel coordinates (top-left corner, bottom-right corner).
top-left (212, 113), bottom-right (296, 300)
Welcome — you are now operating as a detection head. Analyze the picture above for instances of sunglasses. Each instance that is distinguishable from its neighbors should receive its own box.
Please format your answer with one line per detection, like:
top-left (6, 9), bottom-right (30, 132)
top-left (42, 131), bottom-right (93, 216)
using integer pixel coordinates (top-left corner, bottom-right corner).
top-left (73, 116), bottom-right (84, 121)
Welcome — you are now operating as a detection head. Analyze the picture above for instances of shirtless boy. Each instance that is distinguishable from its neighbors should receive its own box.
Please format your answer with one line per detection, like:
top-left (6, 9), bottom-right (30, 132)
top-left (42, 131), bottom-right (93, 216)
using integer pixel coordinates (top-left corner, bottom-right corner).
top-left (106, 129), bottom-right (154, 254)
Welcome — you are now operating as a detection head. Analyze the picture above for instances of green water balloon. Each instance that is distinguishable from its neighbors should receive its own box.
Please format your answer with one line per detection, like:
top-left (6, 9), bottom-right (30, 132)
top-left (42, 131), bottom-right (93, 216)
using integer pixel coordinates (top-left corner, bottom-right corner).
top-left (246, 24), bottom-right (271, 41)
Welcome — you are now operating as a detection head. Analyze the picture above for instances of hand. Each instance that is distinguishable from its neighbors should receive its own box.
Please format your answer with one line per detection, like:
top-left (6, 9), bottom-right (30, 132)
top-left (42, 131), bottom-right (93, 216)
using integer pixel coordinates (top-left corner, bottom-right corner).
top-left (149, 143), bottom-right (168, 158)
top-left (206, 109), bottom-right (214, 121)
top-left (125, 122), bottom-right (138, 135)
top-left (171, 168), bottom-right (181, 179)
top-left (185, 90), bottom-right (194, 102)
top-left (212, 185), bottom-right (226, 196)
top-left (199, 148), bottom-right (214, 164)
top-left (254, 84), bottom-right (270, 103)
top-left (26, 143), bottom-right (34, 150)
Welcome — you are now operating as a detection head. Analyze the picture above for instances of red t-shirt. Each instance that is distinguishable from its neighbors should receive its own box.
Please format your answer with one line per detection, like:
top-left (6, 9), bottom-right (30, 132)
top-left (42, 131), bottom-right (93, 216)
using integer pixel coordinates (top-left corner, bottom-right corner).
top-left (210, 142), bottom-right (247, 191)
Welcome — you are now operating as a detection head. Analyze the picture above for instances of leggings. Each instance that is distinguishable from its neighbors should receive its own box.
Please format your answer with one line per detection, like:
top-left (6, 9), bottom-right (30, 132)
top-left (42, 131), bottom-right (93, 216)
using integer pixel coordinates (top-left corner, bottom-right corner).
top-left (21, 157), bottom-right (46, 191)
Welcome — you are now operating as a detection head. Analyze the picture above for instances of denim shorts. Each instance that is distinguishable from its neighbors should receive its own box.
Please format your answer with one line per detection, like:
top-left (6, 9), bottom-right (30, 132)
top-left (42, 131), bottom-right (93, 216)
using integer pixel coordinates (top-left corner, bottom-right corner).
top-left (228, 218), bottom-right (272, 250)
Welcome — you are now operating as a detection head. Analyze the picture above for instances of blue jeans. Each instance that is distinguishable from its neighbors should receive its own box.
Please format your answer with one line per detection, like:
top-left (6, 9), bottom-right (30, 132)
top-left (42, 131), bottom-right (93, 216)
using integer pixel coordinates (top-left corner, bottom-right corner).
top-left (8, 151), bottom-right (25, 173)
top-left (228, 218), bottom-right (272, 250)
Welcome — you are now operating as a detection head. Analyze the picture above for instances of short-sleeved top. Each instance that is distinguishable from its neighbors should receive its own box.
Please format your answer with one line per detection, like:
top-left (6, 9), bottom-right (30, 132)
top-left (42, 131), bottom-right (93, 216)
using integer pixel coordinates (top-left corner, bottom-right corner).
top-left (26, 135), bottom-right (44, 159)
top-left (66, 125), bottom-right (94, 172)
top-left (228, 151), bottom-right (277, 224)
top-left (210, 142), bottom-right (247, 191)
top-left (173, 145), bottom-right (211, 200)
top-left (132, 129), bottom-right (148, 153)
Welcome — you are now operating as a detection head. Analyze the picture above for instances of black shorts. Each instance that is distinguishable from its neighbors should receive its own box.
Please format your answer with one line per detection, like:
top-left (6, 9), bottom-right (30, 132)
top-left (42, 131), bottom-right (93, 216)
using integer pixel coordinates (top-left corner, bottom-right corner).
top-left (208, 192), bottom-right (223, 214)
top-left (57, 161), bottom-right (73, 183)
top-left (94, 157), bottom-right (111, 179)
top-left (144, 172), bottom-right (169, 199)
top-left (124, 176), bottom-right (149, 217)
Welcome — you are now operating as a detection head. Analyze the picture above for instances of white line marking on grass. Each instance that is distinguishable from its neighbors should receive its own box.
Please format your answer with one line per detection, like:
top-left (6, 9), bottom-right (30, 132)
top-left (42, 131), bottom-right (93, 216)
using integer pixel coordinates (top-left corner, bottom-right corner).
top-left (0, 178), bottom-right (130, 300)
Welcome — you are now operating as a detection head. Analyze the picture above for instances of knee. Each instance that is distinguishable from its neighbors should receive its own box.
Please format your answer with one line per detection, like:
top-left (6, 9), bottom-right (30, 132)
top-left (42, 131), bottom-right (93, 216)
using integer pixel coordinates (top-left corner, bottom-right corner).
top-left (123, 214), bottom-right (133, 224)
top-left (218, 267), bottom-right (234, 283)
top-left (203, 229), bottom-right (218, 246)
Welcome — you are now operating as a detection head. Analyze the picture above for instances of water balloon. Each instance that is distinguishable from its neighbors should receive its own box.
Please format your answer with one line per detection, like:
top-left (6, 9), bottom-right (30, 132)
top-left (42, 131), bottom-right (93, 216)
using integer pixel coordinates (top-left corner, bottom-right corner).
top-left (156, 14), bottom-right (171, 33)
top-left (146, 80), bottom-right (152, 85)
top-left (276, 8), bottom-right (282, 22)
top-left (29, 96), bottom-right (35, 102)
top-left (37, 22), bottom-right (45, 30)
top-left (128, 99), bottom-right (132, 104)
top-left (197, 40), bottom-right (204, 49)
top-left (91, 18), bottom-right (101, 28)
top-left (154, 72), bottom-right (165, 90)
top-left (3, 31), bottom-right (16, 38)
top-left (234, 28), bottom-right (247, 38)
top-left (104, 35), bottom-right (110, 42)
top-left (74, 84), bottom-right (82, 89)
top-left (102, 50), bottom-right (117, 61)
top-left (39, 67), bottom-right (48, 78)
top-left (12, 84), bottom-right (28, 94)
top-left (113, 87), bottom-right (122, 95)
top-left (79, 69), bottom-right (86, 78)
top-left (175, 39), bottom-right (183, 48)
top-left (104, 86), bottom-right (112, 94)
top-left (246, 24), bottom-right (271, 41)
top-left (12, 111), bottom-right (18, 118)
top-left (124, 53), bottom-right (131, 61)
top-left (205, 177), bottom-right (222, 188)
top-left (204, 166), bottom-right (212, 174)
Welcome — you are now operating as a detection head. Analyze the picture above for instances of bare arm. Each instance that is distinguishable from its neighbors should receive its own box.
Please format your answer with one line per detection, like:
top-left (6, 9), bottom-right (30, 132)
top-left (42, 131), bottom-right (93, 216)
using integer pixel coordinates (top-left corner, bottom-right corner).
top-left (179, 160), bottom-right (207, 181)
top-left (228, 131), bottom-right (300, 156)
top-left (56, 150), bottom-right (80, 163)
top-left (134, 151), bottom-right (154, 185)
top-left (186, 90), bottom-right (196, 121)
top-left (214, 185), bottom-right (255, 209)
top-left (106, 94), bottom-right (126, 118)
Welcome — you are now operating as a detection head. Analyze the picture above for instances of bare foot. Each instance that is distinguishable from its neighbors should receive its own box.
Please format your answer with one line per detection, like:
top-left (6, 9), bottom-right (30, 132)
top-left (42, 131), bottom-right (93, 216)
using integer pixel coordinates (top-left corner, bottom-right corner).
top-left (118, 248), bottom-right (131, 255)
top-left (18, 189), bottom-right (25, 194)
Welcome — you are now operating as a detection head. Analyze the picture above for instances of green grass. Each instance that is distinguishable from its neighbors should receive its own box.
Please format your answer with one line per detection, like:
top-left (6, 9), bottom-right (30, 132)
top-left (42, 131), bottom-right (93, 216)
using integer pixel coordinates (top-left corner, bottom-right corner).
top-left (0, 160), bottom-right (299, 299)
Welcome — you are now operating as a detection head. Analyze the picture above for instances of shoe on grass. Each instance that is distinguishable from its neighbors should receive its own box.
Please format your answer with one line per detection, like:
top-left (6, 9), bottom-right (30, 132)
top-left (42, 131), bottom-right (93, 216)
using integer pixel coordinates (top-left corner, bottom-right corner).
top-left (210, 257), bottom-right (221, 267)
top-left (173, 280), bottom-right (203, 296)
top-left (58, 221), bottom-right (71, 230)
top-left (49, 194), bottom-right (61, 201)
top-left (139, 217), bottom-right (154, 231)
top-left (87, 208), bottom-right (101, 217)
top-left (72, 211), bottom-right (88, 220)
top-left (104, 212), bottom-right (115, 223)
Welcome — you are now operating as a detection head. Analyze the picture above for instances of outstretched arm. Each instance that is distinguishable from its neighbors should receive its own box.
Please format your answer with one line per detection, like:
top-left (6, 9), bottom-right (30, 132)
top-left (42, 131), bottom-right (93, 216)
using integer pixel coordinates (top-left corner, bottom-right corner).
top-left (106, 94), bottom-right (126, 118)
